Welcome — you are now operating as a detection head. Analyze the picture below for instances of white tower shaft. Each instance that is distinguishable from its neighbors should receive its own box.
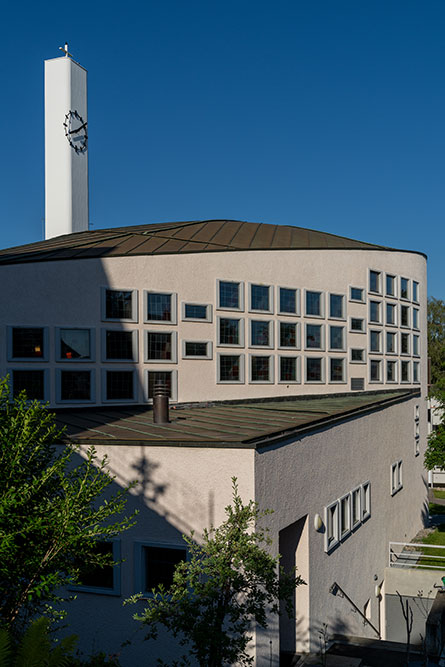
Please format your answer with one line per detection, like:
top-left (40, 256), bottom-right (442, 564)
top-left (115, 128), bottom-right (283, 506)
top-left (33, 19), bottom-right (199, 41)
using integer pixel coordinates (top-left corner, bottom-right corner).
top-left (44, 56), bottom-right (89, 239)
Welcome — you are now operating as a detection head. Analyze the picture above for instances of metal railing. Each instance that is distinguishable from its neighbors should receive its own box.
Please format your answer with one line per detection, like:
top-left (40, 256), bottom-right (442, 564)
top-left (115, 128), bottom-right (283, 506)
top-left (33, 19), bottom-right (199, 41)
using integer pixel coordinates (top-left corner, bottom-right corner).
top-left (389, 541), bottom-right (445, 570)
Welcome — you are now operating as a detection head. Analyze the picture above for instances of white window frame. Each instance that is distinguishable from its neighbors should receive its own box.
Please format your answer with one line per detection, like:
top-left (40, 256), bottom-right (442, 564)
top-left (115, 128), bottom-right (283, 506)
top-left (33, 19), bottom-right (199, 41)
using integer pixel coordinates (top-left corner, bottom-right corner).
top-left (277, 286), bottom-right (300, 317)
top-left (278, 355), bottom-right (301, 384)
top-left (325, 501), bottom-right (340, 552)
top-left (249, 354), bottom-right (274, 384)
top-left (369, 270), bottom-right (382, 295)
top-left (248, 283), bottom-right (274, 314)
top-left (216, 280), bottom-right (244, 312)
top-left (7, 326), bottom-right (49, 362)
top-left (181, 302), bottom-right (213, 323)
top-left (349, 286), bottom-right (366, 304)
top-left (350, 348), bottom-right (366, 364)
top-left (10, 368), bottom-right (49, 402)
top-left (305, 323), bottom-right (325, 351)
top-left (361, 481), bottom-right (371, 521)
top-left (351, 486), bottom-right (362, 529)
top-left (391, 461), bottom-right (403, 495)
top-left (216, 353), bottom-right (245, 384)
top-left (329, 325), bottom-right (345, 352)
top-left (102, 368), bottom-right (138, 403)
top-left (70, 539), bottom-right (121, 596)
top-left (144, 369), bottom-right (178, 403)
top-left (56, 327), bottom-right (95, 363)
top-left (182, 340), bottom-right (213, 360)
top-left (278, 321), bottom-right (301, 350)
top-left (144, 330), bottom-right (177, 364)
top-left (305, 356), bottom-right (325, 384)
top-left (329, 357), bottom-right (346, 384)
top-left (101, 287), bottom-right (138, 323)
top-left (304, 290), bottom-right (325, 319)
top-left (56, 368), bottom-right (96, 404)
top-left (339, 493), bottom-right (352, 539)
top-left (133, 541), bottom-right (187, 596)
top-left (350, 317), bottom-right (365, 334)
top-left (217, 316), bottom-right (245, 348)
top-left (249, 319), bottom-right (274, 349)
top-left (144, 291), bottom-right (177, 325)
top-left (102, 329), bottom-right (139, 363)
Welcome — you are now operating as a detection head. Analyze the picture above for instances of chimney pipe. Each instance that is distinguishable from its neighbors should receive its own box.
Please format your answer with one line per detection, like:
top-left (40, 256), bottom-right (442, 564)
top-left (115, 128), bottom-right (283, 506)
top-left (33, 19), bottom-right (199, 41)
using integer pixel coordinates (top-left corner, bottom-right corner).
top-left (153, 381), bottom-right (169, 424)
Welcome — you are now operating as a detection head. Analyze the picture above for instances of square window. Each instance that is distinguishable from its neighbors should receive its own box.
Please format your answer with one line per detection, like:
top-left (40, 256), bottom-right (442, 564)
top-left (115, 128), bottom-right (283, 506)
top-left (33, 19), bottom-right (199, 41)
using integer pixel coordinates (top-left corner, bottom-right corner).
top-left (400, 305), bottom-right (409, 327)
top-left (412, 281), bottom-right (419, 303)
top-left (369, 270), bottom-right (381, 293)
top-left (279, 356), bottom-right (299, 383)
top-left (386, 274), bottom-right (396, 297)
top-left (386, 361), bottom-right (397, 383)
top-left (329, 326), bottom-right (344, 350)
top-left (218, 281), bottom-right (243, 310)
top-left (146, 332), bottom-right (176, 362)
top-left (350, 317), bottom-right (365, 332)
top-left (350, 287), bottom-right (365, 302)
top-left (12, 370), bottom-right (45, 400)
top-left (401, 360), bottom-right (410, 383)
top-left (218, 355), bottom-right (244, 383)
top-left (182, 303), bottom-right (212, 322)
top-left (105, 330), bottom-right (136, 361)
top-left (401, 333), bottom-right (410, 355)
top-left (351, 487), bottom-right (361, 528)
top-left (369, 301), bottom-right (381, 324)
top-left (370, 359), bottom-right (381, 382)
top-left (250, 356), bottom-right (272, 383)
top-left (329, 294), bottom-right (344, 319)
top-left (218, 318), bottom-right (243, 346)
top-left (306, 324), bottom-right (323, 349)
top-left (147, 371), bottom-right (175, 399)
top-left (103, 289), bottom-right (137, 321)
top-left (146, 292), bottom-right (176, 323)
top-left (73, 541), bottom-right (120, 595)
top-left (279, 322), bottom-right (298, 348)
top-left (60, 370), bottom-right (92, 401)
top-left (351, 348), bottom-right (365, 363)
top-left (325, 501), bottom-right (339, 552)
top-left (106, 370), bottom-right (135, 401)
top-left (330, 358), bottom-right (345, 382)
top-left (306, 291), bottom-right (323, 317)
top-left (250, 320), bottom-right (272, 347)
top-left (142, 545), bottom-right (186, 592)
top-left (183, 341), bottom-right (211, 359)
top-left (370, 330), bottom-right (381, 353)
top-left (250, 284), bottom-right (271, 312)
top-left (340, 494), bottom-right (351, 538)
top-left (400, 278), bottom-right (409, 300)
top-left (58, 328), bottom-right (92, 361)
top-left (306, 357), bottom-right (323, 382)
top-left (386, 331), bottom-right (397, 354)
top-left (386, 303), bottom-right (396, 326)
top-left (278, 287), bottom-right (299, 315)
top-left (11, 327), bottom-right (46, 360)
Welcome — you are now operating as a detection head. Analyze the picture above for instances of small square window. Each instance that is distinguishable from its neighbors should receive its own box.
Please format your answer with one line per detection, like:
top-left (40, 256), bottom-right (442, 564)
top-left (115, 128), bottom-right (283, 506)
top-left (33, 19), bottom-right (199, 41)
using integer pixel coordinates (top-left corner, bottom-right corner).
top-left (218, 354), bottom-right (244, 383)
top-left (306, 357), bottom-right (324, 383)
top-left (145, 331), bottom-right (177, 363)
top-left (329, 294), bottom-right (344, 319)
top-left (147, 371), bottom-right (176, 400)
top-left (218, 281), bottom-right (243, 311)
top-left (250, 355), bottom-right (273, 383)
top-left (9, 327), bottom-right (47, 361)
top-left (279, 356), bottom-right (300, 383)
top-left (369, 301), bottom-right (381, 324)
top-left (386, 303), bottom-right (396, 326)
top-left (400, 305), bottom-right (410, 328)
top-left (330, 357), bottom-right (345, 383)
top-left (369, 270), bottom-right (381, 294)
top-left (412, 281), bottom-right (419, 303)
top-left (351, 348), bottom-right (365, 363)
top-left (279, 322), bottom-right (299, 348)
top-left (401, 360), bottom-right (410, 383)
top-left (306, 324), bottom-right (324, 349)
top-left (58, 328), bottom-right (93, 361)
top-left (325, 501), bottom-right (339, 552)
top-left (218, 317), bottom-right (243, 347)
top-left (105, 370), bottom-right (135, 401)
top-left (400, 278), bottom-right (409, 300)
top-left (350, 287), bottom-right (365, 303)
top-left (60, 370), bottom-right (93, 402)
top-left (250, 284), bottom-right (272, 312)
top-left (350, 317), bottom-right (365, 333)
top-left (12, 369), bottom-right (46, 400)
top-left (250, 320), bottom-right (273, 347)
top-left (182, 341), bottom-right (212, 359)
top-left (145, 292), bottom-right (177, 324)
top-left (386, 274), bottom-right (396, 297)
top-left (386, 360), bottom-right (397, 383)
top-left (182, 303), bottom-right (212, 322)
top-left (370, 359), bottom-right (382, 382)
top-left (102, 288), bottom-right (137, 322)
top-left (370, 330), bottom-right (381, 353)
top-left (305, 291), bottom-right (323, 317)
top-left (278, 287), bottom-right (299, 315)
top-left (361, 482), bottom-right (371, 520)
top-left (386, 331), bottom-right (397, 354)
top-left (329, 326), bottom-right (345, 351)
top-left (104, 330), bottom-right (138, 361)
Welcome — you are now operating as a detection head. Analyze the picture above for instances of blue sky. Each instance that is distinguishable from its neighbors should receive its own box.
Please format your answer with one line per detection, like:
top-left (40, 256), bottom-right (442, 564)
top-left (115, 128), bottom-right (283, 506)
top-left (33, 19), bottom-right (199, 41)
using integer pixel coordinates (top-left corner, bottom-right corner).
top-left (1, 1), bottom-right (444, 297)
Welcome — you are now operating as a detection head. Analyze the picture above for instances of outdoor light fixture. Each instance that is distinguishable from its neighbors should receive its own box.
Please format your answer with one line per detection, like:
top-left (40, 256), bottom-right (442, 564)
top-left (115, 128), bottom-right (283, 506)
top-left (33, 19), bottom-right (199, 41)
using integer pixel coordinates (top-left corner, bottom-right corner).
top-left (313, 513), bottom-right (323, 531)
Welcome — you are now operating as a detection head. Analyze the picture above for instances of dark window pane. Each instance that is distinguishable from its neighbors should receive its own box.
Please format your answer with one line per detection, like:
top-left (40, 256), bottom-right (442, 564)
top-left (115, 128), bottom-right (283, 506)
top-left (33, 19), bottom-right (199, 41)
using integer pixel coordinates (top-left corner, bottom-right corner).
top-left (251, 356), bottom-right (270, 381)
top-left (77, 542), bottom-right (114, 589)
top-left (386, 304), bottom-right (395, 325)
top-left (386, 275), bottom-right (395, 296)
top-left (306, 291), bottom-right (321, 316)
top-left (280, 357), bottom-right (296, 382)
top-left (12, 370), bottom-right (44, 399)
top-left (251, 285), bottom-right (269, 311)
top-left (106, 331), bottom-right (134, 360)
top-left (351, 349), bottom-right (364, 362)
top-left (12, 328), bottom-right (44, 358)
top-left (144, 546), bottom-right (186, 591)
top-left (219, 318), bottom-right (240, 345)
top-left (387, 332), bottom-right (396, 353)
top-left (330, 295), bottom-right (343, 319)
top-left (387, 362), bottom-right (396, 382)
top-left (251, 321), bottom-right (270, 346)
top-left (106, 371), bottom-right (134, 400)
top-left (219, 282), bottom-right (239, 309)
top-left (401, 333), bottom-right (409, 354)
top-left (370, 302), bottom-right (380, 323)
top-left (61, 371), bottom-right (91, 400)
top-left (148, 372), bottom-right (172, 398)
top-left (350, 287), bottom-right (363, 301)
top-left (401, 306), bottom-right (409, 327)
top-left (106, 290), bottom-right (133, 319)
top-left (330, 326), bottom-right (343, 350)
top-left (351, 318), bottom-right (363, 331)
top-left (280, 322), bottom-right (296, 347)
top-left (184, 304), bottom-right (207, 319)
top-left (370, 360), bottom-right (381, 381)
top-left (185, 342), bottom-right (207, 357)
top-left (330, 358), bottom-right (344, 381)
top-left (401, 361), bottom-right (409, 382)
top-left (369, 271), bottom-right (380, 293)
top-left (401, 278), bottom-right (409, 300)
top-left (60, 329), bottom-right (90, 359)
top-left (306, 358), bottom-right (322, 381)
top-left (147, 333), bottom-right (172, 360)
top-left (279, 288), bottom-right (296, 314)
top-left (370, 331), bottom-right (380, 352)
top-left (219, 356), bottom-right (240, 382)
top-left (413, 282), bottom-right (419, 302)
top-left (147, 293), bottom-right (172, 321)
top-left (306, 324), bottom-right (321, 348)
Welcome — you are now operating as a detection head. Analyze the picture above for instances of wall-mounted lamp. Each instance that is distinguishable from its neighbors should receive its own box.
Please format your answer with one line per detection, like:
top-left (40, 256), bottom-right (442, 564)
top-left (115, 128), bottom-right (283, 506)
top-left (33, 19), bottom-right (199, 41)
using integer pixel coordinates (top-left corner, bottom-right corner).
top-left (314, 513), bottom-right (323, 532)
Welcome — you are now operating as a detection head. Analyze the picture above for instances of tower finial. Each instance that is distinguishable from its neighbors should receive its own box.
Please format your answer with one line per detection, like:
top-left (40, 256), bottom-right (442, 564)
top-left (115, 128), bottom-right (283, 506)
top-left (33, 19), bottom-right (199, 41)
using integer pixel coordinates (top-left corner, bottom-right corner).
top-left (59, 43), bottom-right (72, 58)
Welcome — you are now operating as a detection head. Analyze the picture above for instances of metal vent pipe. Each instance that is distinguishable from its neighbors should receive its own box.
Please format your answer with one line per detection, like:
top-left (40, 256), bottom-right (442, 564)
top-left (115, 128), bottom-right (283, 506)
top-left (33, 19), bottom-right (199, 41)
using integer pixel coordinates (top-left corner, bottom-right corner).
top-left (153, 381), bottom-right (169, 424)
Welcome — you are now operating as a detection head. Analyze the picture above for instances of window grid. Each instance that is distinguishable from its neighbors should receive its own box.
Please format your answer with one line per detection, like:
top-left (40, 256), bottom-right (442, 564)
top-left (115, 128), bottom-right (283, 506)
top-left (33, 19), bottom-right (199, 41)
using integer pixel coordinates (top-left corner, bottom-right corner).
top-left (12, 327), bottom-right (45, 359)
top-left (147, 333), bottom-right (172, 361)
top-left (218, 281), bottom-right (241, 310)
top-left (219, 318), bottom-right (242, 346)
top-left (250, 356), bottom-right (272, 383)
top-left (146, 293), bottom-right (173, 322)
top-left (250, 320), bottom-right (272, 347)
top-left (279, 322), bottom-right (297, 348)
top-left (105, 290), bottom-right (134, 320)
top-left (250, 284), bottom-right (271, 312)
top-left (106, 331), bottom-right (134, 360)
top-left (219, 355), bottom-right (243, 383)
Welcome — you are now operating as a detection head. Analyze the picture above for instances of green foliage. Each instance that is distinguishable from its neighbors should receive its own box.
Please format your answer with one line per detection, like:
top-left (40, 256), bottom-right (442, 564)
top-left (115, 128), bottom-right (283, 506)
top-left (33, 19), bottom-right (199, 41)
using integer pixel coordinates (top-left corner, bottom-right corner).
top-left (0, 616), bottom-right (77, 667)
top-left (0, 376), bottom-right (138, 632)
top-left (129, 478), bottom-right (304, 667)
top-left (425, 422), bottom-right (445, 470)
top-left (428, 297), bottom-right (445, 391)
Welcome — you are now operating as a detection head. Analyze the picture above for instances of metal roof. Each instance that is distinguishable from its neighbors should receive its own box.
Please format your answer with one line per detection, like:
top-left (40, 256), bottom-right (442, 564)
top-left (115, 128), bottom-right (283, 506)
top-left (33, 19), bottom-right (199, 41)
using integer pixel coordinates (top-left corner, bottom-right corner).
top-left (0, 220), bottom-right (418, 266)
top-left (55, 390), bottom-right (417, 449)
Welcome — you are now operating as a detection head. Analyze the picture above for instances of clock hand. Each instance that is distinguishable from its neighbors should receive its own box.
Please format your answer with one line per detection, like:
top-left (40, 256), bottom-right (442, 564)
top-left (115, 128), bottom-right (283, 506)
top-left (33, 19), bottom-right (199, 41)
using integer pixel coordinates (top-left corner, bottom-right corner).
top-left (69, 122), bottom-right (87, 134)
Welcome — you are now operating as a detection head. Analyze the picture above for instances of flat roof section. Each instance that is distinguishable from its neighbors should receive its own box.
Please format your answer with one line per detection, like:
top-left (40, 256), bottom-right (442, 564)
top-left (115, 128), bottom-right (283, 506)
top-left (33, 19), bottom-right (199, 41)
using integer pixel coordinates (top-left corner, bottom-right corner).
top-left (54, 390), bottom-right (418, 449)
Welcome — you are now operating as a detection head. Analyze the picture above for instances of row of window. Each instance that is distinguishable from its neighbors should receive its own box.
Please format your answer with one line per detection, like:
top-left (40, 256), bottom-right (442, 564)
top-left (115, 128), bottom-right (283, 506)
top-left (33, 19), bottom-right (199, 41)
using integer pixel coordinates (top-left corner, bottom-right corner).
top-left (369, 271), bottom-right (419, 303)
top-left (370, 359), bottom-right (420, 384)
top-left (325, 482), bottom-right (371, 553)
top-left (367, 301), bottom-right (419, 329)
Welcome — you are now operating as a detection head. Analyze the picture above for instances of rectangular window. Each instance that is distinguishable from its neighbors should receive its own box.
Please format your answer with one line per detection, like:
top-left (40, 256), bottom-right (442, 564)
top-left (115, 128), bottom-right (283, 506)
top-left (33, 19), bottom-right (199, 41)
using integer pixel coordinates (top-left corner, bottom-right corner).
top-left (401, 332), bottom-right (410, 355)
top-left (369, 301), bottom-right (381, 324)
top-left (413, 361), bottom-right (420, 383)
top-left (218, 318), bottom-right (242, 346)
top-left (59, 328), bottom-right (92, 360)
top-left (306, 324), bottom-right (323, 349)
top-left (386, 274), bottom-right (396, 297)
top-left (218, 355), bottom-right (244, 383)
top-left (400, 278), bottom-right (409, 300)
top-left (351, 348), bottom-right (365, 363)
top-left (370, 330), bottom-right (381, 353)
top-left (182, 303), bottom-right (212, 322)
top-left (350, 317), bottom-right (365, 332)
top-left (306, 357), bottom-right (323, 382)
top-left (386, 331), bottom-right (397, 354)
top-left (60, 370), bottom-right (92, 401)
top-left (12, 370), bottom-right (45, 400)
top-left (361, 482), bottom-right (371, 520)
top-left (329, 294), bottom-right (344, 319)
top-left (106, 370), bottom-right (134, 400)
top-left (105, 330), bottom-right (136, 361)
top-left (146, 332), bottom-right (175, 362)
top-left (330, 358), bottom-right (345, 383)
top-left (104, 289), bottom-right (137, 321)
top-left (350, 287), bottom-right (365, 302)
top-left (401, 360), bottom-right (410, 383)
top-left (146, 292), bottom-right (176, 323)
top-left (143, 545), bottom-right (186, 592)
top-left (305, 291), bottom-right (323, 317)
top-left (400, 305), bottom-right (409, 327)
top-left (386, 303), bottom-right (396, 326)
top-left (278, 287), bottom-right (298, 315)
top-left (279, 356), bottom-right (299, 383)
top-left (329, 326), bottom-right (344, 350)
top-left (183, 341), bottom-right (211, 359)
top-left (147, 371), bottom-right (174, 398)
top-left (250, 356), bottom-right (272, 383)
top-left (391, 461), bottom-right (403, 495)
top-left (279, 322), bottom-right (298, 348)
top-left (412, 281), bottom-right (419, 303)
top-left (218, 281), bottom-right (242, 310)
top-left (340, 494), bottom-right (351, 538)
top-left (386, 360), bottom-right (397, 383)
top-left (370, 359), bottom-right (381, 382)
top-left (412, 308), bottom-right (419, 329)
top-left (250, 320), bottom-right (272, 347)
top-left (369, 270), bottom-right (381, 293)
top-left (250, 284), bottom-right (272, 312)
top-left (351, 487), bottom-right (361, 528)
top-left (11, 327), bottom-right (45, 360)
top-left (325, 501), bottom-right (339, 552)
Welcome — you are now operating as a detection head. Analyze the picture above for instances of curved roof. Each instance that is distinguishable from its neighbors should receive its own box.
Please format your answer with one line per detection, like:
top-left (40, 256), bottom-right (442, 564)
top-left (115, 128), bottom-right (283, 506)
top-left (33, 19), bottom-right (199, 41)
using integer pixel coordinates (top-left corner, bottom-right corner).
top-left (0, 219), bottom-right (421, 265)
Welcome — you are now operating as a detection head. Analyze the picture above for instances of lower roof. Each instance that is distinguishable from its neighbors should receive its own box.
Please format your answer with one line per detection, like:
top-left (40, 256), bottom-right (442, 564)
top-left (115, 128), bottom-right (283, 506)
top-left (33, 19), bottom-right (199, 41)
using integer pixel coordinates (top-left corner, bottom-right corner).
top-left (55, 390), bottom-right (418, 449)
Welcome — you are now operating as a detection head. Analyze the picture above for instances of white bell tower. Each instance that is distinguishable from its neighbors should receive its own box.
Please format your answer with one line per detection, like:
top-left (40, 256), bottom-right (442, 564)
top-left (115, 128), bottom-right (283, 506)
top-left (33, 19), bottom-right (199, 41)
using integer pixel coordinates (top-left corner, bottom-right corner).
top-left (44, 44), bottom-right (89, 239)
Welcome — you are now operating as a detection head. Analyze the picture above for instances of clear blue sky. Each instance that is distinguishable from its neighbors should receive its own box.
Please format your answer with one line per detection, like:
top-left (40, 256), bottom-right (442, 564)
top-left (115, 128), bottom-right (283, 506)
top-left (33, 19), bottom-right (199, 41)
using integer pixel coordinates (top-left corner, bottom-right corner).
top-left (1, 1), bottom-right (444, 297)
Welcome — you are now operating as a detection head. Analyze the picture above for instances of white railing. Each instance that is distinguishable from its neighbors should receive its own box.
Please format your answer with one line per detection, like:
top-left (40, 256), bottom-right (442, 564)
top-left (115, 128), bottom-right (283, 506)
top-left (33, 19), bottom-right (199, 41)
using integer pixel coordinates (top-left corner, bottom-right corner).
top-left (389, 541), bottom-right (445, 570)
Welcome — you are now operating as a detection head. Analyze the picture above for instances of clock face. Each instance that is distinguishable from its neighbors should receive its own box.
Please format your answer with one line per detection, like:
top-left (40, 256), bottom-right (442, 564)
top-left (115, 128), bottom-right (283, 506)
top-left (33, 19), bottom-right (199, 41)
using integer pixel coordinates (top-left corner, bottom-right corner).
top-left (63, 110), bottom-right (88, 153)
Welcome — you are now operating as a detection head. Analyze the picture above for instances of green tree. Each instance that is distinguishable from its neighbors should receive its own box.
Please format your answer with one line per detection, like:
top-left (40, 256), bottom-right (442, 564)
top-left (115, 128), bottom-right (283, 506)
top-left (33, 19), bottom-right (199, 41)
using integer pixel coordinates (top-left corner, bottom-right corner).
top-left (0, 377), bottom-right (137, 633)
top-left (428, 297), bottom-right (445, 391)
top-left (128, 478), bottom-right (304, 667)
